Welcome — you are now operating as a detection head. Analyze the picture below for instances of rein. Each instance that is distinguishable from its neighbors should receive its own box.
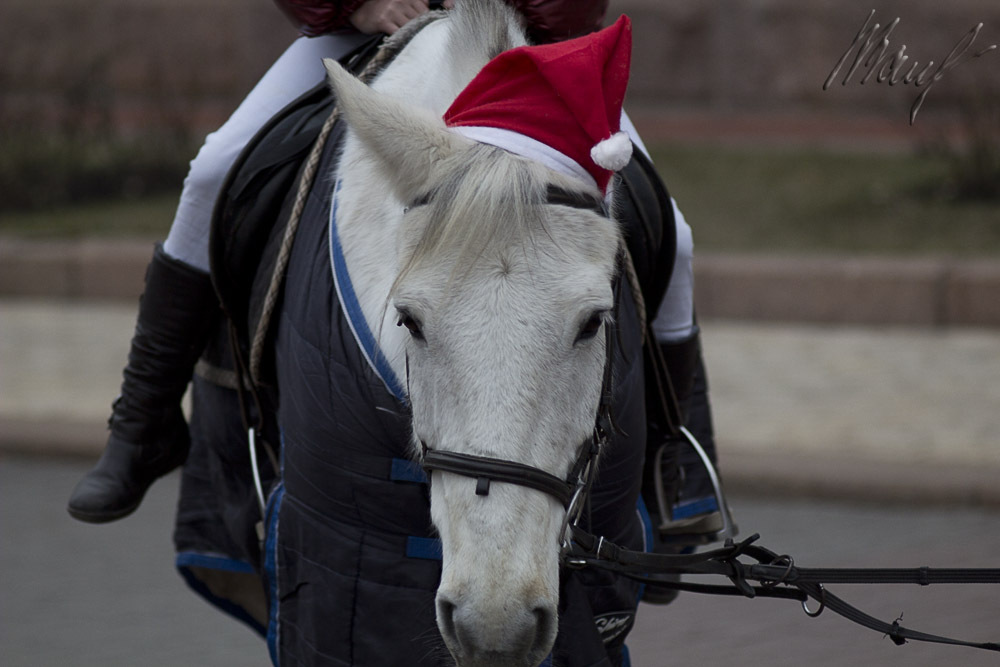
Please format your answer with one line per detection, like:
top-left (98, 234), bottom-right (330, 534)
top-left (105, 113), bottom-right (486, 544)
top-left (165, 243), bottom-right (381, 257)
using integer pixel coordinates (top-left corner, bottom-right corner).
top-left (566, 530), bottom-right (1000, 653)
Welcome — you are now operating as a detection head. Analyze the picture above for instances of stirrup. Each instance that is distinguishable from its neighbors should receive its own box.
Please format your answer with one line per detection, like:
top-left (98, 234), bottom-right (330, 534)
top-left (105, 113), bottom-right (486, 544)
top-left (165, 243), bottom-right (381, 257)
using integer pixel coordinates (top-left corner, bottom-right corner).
top-left (654, 426), bottom-right (737, 547)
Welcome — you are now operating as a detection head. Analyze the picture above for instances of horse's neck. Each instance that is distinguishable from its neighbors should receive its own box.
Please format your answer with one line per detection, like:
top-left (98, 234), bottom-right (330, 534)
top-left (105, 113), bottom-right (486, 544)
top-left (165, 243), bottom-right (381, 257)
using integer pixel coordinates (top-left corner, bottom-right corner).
top-left (333, 19), bottom-right (478, 386)
top-left (370, 21), bottom-right (467, 114)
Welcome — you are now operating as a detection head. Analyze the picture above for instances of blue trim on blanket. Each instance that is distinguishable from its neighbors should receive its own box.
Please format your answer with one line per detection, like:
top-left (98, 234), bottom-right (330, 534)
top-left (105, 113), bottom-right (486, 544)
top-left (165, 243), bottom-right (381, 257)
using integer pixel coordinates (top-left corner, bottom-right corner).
top-left (390, 458), bottom-right (428, 484)
top-left (328, 179), bottom-right (406, 401)
top-left (265, 481), bottom-right (285, 666)
top-left (406, 536), bottom-right (443, 560)
top-left (177, 552), bottom-right (257, 573)
top-left (175, 552), bottom-right (265, 638)
top-left (634, 495), bottom-right (654, 605)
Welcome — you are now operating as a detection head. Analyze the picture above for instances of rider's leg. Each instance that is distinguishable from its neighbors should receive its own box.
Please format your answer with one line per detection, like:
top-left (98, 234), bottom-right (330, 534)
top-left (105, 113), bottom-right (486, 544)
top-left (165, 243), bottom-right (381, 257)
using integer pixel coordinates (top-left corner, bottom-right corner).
top-left (619, 113), bottom-right (725, 600)
top-left (67, 31), bottom-right (368, 523)
top-left (640, 203), bottom-right (726, 604)
top-left (163, 30), bottom-right (369, 272)
top-left (642, 203), bottom-right (706, 512)
top-left (650, 205), bottom-right (721, 518)
top-left (67, 245), bottom-right (218, 522)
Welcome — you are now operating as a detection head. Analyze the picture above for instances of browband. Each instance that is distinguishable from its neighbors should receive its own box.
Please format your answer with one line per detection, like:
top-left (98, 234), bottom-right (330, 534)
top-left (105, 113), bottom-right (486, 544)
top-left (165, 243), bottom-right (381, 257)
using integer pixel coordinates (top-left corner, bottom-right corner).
top-left (406, 185), bottom-right (607, 217)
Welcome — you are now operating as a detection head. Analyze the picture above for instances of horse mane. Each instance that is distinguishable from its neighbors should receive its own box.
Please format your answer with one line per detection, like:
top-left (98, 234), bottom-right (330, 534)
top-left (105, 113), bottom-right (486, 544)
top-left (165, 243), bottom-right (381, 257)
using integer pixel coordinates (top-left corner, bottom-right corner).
top-left (448, 0), bottom-right (529, 86)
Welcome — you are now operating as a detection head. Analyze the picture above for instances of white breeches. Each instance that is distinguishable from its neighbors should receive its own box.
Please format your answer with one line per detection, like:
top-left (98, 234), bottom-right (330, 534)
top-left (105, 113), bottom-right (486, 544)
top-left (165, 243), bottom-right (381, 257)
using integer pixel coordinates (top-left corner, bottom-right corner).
top-left (620, 113), bottom-right (696, 343)
top-left (163, 31), bottom-right (371, 272)
top-left (651, 200), bottom-right (695, 342)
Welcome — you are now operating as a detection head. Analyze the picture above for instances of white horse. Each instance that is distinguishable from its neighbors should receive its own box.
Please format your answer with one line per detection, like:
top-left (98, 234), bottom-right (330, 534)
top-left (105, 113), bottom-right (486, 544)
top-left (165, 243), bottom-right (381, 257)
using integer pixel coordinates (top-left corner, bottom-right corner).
top-left (322, 2), bottom-right (630, 664)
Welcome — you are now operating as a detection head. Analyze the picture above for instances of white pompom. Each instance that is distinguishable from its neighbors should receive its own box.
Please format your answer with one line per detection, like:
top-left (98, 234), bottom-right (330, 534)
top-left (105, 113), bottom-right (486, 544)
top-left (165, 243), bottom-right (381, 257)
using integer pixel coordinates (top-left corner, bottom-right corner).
top-left (590, 131), bottom-right (633, 171)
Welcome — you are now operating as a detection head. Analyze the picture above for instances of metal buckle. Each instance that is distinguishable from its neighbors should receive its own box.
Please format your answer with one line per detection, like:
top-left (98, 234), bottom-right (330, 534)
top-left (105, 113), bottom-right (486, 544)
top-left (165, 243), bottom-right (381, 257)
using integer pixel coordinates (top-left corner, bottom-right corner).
top-left (802, 584), bottom-right (826, 618)
top-left (559, 483), bottom-right (587, 554)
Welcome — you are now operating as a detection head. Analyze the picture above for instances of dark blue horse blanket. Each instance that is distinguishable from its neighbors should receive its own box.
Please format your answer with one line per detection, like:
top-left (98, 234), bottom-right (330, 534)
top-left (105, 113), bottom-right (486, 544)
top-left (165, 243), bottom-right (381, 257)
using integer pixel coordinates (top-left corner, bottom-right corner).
top-left (173, 109), bottom-right (652, 666)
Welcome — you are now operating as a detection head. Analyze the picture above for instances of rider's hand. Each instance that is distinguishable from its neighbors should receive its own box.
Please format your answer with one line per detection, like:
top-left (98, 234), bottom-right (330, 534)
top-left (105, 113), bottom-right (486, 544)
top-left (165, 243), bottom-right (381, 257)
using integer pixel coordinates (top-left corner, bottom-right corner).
top-left (350, 0), bottom-right (454, 36)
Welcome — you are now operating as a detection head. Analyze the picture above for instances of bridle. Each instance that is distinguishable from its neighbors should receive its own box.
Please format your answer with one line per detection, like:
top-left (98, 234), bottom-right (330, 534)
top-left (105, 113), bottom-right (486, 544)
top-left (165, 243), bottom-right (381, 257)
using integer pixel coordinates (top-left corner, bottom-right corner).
top-left (418, 184), bottom-right (618, 554)
top-left (414, 185), bottom-right (1000, 657)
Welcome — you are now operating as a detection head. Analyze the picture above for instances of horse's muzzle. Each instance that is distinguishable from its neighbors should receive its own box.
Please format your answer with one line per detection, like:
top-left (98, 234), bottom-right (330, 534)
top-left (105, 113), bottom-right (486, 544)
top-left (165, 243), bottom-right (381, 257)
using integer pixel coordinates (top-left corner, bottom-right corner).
top-left (436, 592), bottom-right (556, 667)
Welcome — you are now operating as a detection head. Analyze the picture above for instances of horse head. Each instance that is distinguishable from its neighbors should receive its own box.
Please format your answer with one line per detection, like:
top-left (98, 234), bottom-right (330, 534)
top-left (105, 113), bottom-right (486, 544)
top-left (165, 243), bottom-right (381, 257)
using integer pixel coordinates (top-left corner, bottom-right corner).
top-left (324, 6), bottom-right (628, 664)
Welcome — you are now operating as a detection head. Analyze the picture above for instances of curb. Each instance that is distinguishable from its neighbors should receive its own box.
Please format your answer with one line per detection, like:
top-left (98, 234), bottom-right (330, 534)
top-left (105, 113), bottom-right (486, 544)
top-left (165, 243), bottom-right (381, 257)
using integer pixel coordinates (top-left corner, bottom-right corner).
top-left (0, 417), bottom-right (109, 461)
top-left (3, 239), bottom-right (999, 327)
top-left (0, 238), bottom-right (152, 302)
top-left (721, 450), bottom-right (1000, 509)
top-left (693, 254), bottom-right (1000, 328)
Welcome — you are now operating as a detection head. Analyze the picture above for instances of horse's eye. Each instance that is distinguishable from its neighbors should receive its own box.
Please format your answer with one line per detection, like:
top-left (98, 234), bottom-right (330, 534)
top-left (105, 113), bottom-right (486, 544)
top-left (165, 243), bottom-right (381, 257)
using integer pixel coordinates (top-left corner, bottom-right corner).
top-left (397, 313), bottom-right (425, 341)
top-left (576, 312), bottom-right (605, 343)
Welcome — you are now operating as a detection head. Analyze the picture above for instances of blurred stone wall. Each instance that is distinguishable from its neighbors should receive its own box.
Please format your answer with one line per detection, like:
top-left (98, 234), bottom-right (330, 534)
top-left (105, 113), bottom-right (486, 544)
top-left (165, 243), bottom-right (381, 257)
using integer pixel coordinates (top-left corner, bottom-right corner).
top-left (1, 0), bottom-right (296, 136)
top-left (611, 0), bottom-right (1000, 117)
top-left (2, 0), bottom-right (997, 135)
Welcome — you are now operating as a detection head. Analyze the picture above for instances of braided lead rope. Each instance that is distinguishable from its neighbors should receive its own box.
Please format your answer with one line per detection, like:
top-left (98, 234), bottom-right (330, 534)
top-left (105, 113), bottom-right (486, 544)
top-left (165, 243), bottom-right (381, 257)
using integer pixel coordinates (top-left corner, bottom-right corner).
top-left (249, 104), bottom-right (340, 382)
top-left (248, 40), bottom-right (405, 383)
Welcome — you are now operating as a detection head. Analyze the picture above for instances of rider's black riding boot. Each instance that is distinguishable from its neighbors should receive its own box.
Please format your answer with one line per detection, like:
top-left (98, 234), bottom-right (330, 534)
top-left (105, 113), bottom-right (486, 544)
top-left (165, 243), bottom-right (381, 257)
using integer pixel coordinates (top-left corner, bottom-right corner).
top-left (67, 244), bottom-right (218, 523)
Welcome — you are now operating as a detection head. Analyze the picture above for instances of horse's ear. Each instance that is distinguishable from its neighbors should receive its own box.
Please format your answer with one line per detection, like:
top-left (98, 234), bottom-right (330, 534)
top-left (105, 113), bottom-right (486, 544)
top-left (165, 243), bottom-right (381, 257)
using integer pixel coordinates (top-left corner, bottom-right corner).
top-left (324, 58), bottom-right (469, 201)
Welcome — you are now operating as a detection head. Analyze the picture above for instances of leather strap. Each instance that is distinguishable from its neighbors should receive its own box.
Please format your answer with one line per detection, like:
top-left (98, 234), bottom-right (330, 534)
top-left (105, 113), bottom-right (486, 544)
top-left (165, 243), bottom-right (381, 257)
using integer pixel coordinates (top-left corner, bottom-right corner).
top-left (545, 185), bottom-right (608, 217)
top-left (409, 184), bottom-right (607, 217)
top-left (421, 449), bottom-right (576, 507)
top-left (564, 530), bottom-right (1000, 653)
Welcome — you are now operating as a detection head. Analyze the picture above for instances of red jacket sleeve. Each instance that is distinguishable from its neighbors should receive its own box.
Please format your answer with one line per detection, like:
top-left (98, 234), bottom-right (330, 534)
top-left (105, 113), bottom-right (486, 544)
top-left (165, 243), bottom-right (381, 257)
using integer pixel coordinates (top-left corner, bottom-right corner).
top-left (274, 0), bottom-right (369, 37)
top-left (506, 0), bottom-right (609, 43)
top-left (275, 0), bottom-right (609, 42)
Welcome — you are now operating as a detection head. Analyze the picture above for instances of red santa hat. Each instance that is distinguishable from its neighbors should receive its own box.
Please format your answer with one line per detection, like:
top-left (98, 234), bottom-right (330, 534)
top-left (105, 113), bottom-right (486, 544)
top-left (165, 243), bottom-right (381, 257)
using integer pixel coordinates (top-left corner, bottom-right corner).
top-left (443, 15), bottom-right (633, 194)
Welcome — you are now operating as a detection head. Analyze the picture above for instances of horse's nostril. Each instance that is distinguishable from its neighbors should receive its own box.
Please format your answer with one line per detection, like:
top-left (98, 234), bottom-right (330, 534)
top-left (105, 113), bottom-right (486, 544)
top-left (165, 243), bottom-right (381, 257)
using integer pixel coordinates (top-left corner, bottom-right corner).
top-left (436, 595), bottom-right (458, 643)
top-left (533, 605), bottom-right (551, 629)
top-left (532, 604), bottom-right (556, 655)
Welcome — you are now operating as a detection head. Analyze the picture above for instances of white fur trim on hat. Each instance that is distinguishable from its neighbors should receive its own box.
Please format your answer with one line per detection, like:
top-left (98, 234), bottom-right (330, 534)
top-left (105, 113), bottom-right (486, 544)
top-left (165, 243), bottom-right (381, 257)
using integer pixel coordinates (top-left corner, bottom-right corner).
top-left (590, 131), bottom-right (633, 172)
top-left (450, 126), bottom-right (598, 189)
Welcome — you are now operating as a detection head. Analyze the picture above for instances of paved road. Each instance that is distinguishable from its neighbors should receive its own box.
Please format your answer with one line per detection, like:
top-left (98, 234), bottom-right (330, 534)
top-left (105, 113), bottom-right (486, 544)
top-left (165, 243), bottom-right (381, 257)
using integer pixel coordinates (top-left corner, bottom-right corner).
top-left (630, 500), bottom-right (1000, 667)
top-left (3, 457), bottom-right (998, 666)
